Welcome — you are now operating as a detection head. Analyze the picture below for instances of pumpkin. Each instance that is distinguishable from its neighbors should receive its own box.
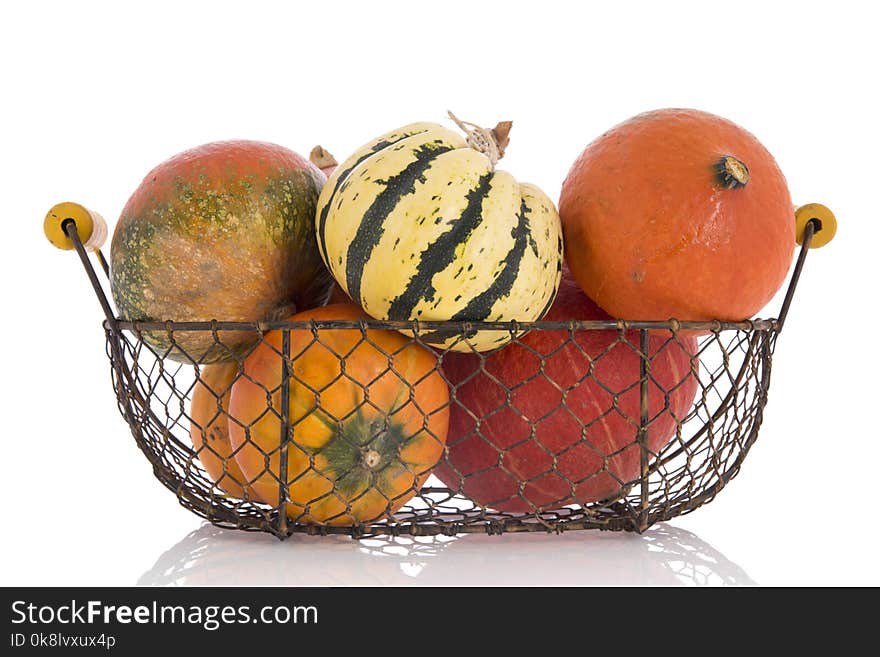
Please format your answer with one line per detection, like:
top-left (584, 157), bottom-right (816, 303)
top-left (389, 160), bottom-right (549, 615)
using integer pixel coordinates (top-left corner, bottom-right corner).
top-left (111, 140), bottom-right (334, 362)
top-left (227, 304), bottom-right (450, 525)
top-left (558, 108), bottom-right (795, 322)
top-left (189, 362), bottom-right (255, 500)
top-left (434, 270), bottom-right (698, 512)
top-left (315, 115), bottom-right (564, 351)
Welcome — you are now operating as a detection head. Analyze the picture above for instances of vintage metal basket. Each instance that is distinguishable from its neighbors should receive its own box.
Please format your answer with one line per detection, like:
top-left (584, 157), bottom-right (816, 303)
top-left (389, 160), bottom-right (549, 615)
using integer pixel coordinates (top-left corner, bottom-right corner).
top-left (46, 203), bottom-right (834, 539)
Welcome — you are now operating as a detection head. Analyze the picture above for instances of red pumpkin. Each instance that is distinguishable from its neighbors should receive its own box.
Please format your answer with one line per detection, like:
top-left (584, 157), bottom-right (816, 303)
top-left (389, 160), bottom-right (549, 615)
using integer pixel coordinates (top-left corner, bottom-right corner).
top-left (558, 108), bottom-right (795, 322)
top-left (433, 272), bottom-right (699, 512)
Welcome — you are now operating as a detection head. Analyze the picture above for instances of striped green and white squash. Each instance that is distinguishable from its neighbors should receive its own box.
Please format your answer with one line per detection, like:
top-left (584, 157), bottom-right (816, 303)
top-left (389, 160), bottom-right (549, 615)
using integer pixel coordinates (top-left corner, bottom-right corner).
top-left (315, 120), bottom-right (563, 351)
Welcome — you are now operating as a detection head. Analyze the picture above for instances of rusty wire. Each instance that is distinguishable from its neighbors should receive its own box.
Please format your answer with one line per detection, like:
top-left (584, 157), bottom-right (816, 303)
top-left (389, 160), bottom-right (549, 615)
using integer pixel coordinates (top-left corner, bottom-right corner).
top-left (104, 318), bottom-right (777, 539)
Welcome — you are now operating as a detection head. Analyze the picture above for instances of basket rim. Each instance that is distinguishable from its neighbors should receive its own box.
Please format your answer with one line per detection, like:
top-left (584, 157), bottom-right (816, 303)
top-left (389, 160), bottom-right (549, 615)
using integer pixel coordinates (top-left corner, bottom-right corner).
top-left (106, 316), bottom-right (778, 333)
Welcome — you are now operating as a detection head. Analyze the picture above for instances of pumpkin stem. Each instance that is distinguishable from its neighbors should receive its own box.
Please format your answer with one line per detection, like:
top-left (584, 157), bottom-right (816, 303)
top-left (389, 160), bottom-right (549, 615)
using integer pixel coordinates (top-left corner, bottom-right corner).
top-left (309, 145), bottom-right (338, 171)
top-left (715, 155), bottom-right (750, 189)
top-left (447, 110), bottom-right (512, 168)
top-left (363, 449), bottom-right (382, 469)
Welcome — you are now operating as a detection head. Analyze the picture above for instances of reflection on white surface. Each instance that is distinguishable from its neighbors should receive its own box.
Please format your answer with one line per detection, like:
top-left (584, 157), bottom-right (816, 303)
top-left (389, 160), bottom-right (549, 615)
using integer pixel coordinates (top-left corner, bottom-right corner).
top-left (138, 522), bottom-right (755, 586)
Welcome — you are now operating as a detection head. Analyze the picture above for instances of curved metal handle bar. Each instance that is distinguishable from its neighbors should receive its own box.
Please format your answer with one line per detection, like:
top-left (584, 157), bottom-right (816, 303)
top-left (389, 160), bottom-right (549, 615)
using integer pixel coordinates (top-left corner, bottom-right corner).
top-left (776, 218), bottom-right (819, 333)
top-left (62, 219), bottom-right (115, 323)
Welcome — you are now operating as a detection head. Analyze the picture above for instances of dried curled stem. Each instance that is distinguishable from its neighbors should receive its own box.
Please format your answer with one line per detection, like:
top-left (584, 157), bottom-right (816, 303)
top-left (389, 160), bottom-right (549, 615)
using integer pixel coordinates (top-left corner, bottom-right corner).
top-left (447, 110), bottom-right (512, 168)
top-left (309, 145), bottom-right (338, 170)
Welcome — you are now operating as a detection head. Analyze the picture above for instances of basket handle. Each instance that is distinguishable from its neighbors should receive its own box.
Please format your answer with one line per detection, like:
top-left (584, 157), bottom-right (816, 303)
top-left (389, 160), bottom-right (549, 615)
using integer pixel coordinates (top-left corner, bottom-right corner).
top-left (776, 203), bottom-right (837, 333)
top-left (44, 202), bottom-right (115, 323)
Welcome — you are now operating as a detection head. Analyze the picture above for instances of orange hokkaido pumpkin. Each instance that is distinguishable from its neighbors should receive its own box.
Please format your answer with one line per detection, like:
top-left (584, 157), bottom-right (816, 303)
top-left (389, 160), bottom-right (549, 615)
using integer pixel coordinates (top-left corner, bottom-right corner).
top-left (189, 362), bottom-right (255, 499)
top-left (227, 304), bottom-right (450, 525)
top-left (559, 108), bottom-right (795, 322)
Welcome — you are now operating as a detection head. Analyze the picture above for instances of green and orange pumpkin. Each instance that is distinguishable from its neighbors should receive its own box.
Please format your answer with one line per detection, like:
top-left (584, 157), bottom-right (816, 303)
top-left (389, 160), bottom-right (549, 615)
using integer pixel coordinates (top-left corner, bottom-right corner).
top-left (227, 304), bottom-right (450, 525)
top-left (110, 140), bottom-right (333, 362)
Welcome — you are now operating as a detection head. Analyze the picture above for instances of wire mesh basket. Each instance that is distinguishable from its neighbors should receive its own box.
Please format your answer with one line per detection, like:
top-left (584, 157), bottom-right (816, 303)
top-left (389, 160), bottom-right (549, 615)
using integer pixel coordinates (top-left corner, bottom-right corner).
top-left (49, 207), bottom-right (830, 539)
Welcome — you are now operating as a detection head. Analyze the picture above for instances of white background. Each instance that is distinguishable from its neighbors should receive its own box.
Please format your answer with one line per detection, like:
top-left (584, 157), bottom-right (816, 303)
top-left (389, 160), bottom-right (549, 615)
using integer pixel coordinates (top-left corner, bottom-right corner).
top-left (2, 0), bottom-right (877, 586)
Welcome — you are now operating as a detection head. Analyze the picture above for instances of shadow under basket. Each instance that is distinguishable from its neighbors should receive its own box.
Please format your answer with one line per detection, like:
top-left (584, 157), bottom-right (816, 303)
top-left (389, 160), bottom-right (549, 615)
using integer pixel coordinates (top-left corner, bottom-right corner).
top-left (59, 217), bottom-right (825, 539)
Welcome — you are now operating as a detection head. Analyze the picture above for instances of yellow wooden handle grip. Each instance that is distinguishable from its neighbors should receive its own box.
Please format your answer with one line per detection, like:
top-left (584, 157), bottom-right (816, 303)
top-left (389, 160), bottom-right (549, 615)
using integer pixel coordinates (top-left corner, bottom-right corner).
top-left (44, 202), bottom-right (108, 251)
top-left (795, 203), bottom-right (836, 249)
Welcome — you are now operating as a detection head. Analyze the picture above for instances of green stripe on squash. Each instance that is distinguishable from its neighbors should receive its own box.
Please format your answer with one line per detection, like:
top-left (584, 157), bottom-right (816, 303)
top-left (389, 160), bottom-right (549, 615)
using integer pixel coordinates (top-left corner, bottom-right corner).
top-left (316, 124), bottom-right (437, 266)
top-left (345, 142), bottom-right (455, 304)
top-left (387, 172), bottom-right (493, 320)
